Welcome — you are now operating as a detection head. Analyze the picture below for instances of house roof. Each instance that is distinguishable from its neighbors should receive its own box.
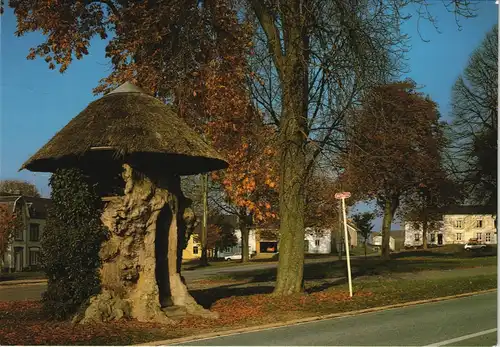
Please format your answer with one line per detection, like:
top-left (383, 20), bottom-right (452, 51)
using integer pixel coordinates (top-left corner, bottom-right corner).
top-left (0, 195), bottom-right (52, 219)
top-left (439, 205), bottom-right (496, 215)
top-left (346, 221), bottom-right (361, 232)
top-left (20, 82), bottom-right (228, 175)
top-left (24, 196), bottom-right (52, 219)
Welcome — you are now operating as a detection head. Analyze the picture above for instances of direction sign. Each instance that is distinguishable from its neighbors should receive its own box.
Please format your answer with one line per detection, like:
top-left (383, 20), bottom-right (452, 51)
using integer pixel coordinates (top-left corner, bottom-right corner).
top-left (335, 192), bottom-right (351, 199)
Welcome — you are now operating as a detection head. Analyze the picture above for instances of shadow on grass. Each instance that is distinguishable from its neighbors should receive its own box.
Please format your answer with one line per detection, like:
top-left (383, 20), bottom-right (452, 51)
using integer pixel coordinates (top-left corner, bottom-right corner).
top-left (190, 284), bottom-right (275, 309)
top-left (190, 271), bottom-right (366, 308)
top-left (305, 277), bottom-right (348, 294)
top-left (182, 258), bottom-right (279, 271)
top-left (215, 255), bottom-right (497, 284)
top-left (187, 251), bottom-right (497, 308)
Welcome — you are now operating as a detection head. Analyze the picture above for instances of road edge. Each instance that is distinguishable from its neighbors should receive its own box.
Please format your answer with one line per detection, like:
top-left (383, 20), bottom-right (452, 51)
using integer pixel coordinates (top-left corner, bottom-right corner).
top-left (0, 279), bottom-right (47, 287)
top-left (135, 288), bottom-right (497, 346)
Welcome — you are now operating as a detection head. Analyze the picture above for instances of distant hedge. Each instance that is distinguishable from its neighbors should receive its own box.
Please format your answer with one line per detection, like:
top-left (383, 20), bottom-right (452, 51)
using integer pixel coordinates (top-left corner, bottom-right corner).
top-left (41, 168), bottom-right (107, 320)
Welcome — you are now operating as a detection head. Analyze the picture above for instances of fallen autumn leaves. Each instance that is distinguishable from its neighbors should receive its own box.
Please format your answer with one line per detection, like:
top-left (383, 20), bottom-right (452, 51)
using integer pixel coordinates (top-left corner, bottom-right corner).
top-left (0, 290), bottom-right (374, 345)
top-left (1, 261), bottom-right (496, 346)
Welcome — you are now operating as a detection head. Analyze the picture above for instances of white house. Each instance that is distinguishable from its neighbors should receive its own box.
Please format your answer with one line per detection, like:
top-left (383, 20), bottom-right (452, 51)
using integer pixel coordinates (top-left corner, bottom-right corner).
top-left (404, 205), bottom-right (497, 248)
top-left (1, 194), bottom-right (52, 272)
top-left (304, 223), bottom-right (359, 254)
top-left (371, 235), bottom-right (396, 251)
top-left (183, 215), bottom-right (361, 260)
top-left (229, 228), bottom-right (257, 255)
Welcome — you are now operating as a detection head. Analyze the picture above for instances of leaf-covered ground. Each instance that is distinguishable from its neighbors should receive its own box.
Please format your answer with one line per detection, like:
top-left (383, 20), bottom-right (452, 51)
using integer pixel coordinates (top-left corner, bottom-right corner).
top-left (0, 264), bottom-right (496, 346)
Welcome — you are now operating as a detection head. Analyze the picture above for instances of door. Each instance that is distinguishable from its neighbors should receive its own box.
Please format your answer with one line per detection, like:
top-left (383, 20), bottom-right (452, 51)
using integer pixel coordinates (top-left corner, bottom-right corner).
top-left (437, 234), bottom-right (443, 245)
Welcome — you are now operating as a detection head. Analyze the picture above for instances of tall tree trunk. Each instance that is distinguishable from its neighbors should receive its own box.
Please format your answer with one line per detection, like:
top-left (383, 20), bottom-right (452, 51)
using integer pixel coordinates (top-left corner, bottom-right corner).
top-left (240, 222), bottom-right (250, 263)
top-left (422, 211), bottom-right (428, 249)
top-left (364, 241), bottom-right (367, 259)
top-left (421, 194), bottom-right (428, 249)
top-left (252, 0), bottom-right (309, 296)
top-left (273, 58), bottom-right (308, 295)
top-left (381, 196), bottom-right (399, 260)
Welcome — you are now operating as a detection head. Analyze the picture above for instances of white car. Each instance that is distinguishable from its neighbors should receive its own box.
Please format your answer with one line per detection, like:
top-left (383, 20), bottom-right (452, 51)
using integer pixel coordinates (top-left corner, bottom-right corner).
top-left (464, 239), bottom-right (487, 250)
top-left (224, 254), bottom-right (242, 261)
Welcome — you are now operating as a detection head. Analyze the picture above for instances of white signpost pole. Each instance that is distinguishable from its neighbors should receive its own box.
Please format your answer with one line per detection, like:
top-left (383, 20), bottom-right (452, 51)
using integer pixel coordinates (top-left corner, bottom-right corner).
top-left (335, 192), bottom-right (353, 297)
top-left (341, 196), bottom-right (353, 297)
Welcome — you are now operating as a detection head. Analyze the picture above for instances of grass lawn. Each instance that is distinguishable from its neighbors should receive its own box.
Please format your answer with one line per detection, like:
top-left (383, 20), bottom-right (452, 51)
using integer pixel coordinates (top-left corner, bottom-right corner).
top-left (181, 253), bottom-right (343, 271)
top-left (181, 258), bottom-right (273, 271)
top-left (211, 253), bottom-right (497, 283)
top-left (0, 253), bottom-right (496, 346)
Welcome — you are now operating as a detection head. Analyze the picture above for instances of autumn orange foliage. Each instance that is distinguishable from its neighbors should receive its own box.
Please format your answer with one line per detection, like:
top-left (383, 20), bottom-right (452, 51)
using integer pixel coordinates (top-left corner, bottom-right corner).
top-left (8, 0), bottom-right (279, 227)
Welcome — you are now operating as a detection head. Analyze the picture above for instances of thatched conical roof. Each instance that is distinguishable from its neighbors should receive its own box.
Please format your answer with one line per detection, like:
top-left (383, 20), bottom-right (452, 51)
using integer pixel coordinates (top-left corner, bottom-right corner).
top-left (20, 82), bottom-right (228, 175)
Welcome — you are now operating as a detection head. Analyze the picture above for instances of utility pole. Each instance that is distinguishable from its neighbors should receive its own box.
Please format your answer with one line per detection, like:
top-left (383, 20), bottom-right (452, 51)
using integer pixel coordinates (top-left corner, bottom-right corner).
top-left (200, 173), bottom-right (209, 266)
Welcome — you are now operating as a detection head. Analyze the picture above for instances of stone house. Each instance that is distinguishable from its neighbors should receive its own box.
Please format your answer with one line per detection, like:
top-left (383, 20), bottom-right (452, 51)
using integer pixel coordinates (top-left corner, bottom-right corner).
top-left (404, 205), bottom-right (497, 247)
top-left (1, 193), bottom-right (52, 272)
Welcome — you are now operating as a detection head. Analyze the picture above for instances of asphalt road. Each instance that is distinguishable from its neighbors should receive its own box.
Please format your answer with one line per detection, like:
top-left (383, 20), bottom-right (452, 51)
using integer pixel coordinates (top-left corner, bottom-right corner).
top-left (179, 292), bottom-right (497, 346)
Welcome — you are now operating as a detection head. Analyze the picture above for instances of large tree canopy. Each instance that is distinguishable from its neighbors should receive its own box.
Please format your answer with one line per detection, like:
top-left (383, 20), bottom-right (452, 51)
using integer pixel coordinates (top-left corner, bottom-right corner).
top-left (6, 0), bottom-right (476, 295)
top-left (449, 24), bottom-right (497, 209)
top-left (0, 180), bottom-right (41, 197)
top-left (342, 80), bottom-right (446, 259)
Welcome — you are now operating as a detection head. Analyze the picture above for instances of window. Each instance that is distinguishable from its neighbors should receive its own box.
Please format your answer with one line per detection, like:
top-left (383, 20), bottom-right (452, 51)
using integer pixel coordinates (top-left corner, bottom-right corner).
top-left (430, 233), bottom-right (436, 243)
top-left (14, 226), bottom-right (23, 241)
top-left (29, 224), bottom-right (40, 241)
top-left (453, 219), bottom-right (464, 229)
top-left (29, 249), bottom-right (40, 266)
top-left (456, 233), bottom-right (462, 241)
top-left (476, 218), bottom-right (483, 228)
top-left (476, 233), bottom-right (482, 241)
top-left (304, 240), bottom-right (309, 253)
top-left (415, 233), bottom-right (420, 242)
top-left (314, 240), bottom-right (320, 247)
top-left (193, 246), bottom-right (199, 255)
top-left (485, 233), bottom-right (491, 242)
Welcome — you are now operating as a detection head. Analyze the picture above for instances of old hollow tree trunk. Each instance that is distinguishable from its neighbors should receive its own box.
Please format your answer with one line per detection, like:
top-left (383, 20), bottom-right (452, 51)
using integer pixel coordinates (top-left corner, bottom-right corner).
top-left (79, 164), bottom-right (216, 324)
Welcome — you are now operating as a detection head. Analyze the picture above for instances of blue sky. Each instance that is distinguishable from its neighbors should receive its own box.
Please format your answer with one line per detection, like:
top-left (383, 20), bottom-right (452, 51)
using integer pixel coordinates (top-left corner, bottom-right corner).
top-left (0, 2), bottom-right (498, 229)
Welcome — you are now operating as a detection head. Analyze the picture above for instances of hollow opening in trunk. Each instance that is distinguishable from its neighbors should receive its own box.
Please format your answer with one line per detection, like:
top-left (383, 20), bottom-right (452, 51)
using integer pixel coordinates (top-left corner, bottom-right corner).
top-left (155, 205), bottom-right (173, 308)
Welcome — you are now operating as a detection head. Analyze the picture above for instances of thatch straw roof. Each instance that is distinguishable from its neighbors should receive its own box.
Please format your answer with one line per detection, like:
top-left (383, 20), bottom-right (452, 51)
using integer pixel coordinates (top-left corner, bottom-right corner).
top-left (20, 82), bottom-right (228, 175)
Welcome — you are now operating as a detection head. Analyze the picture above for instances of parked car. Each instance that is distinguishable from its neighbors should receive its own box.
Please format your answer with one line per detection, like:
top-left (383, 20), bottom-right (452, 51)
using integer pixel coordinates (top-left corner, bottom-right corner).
top-left (224, 253), bottom-right (242, 261)
top-left (464, 239), bottom-right (487, 251)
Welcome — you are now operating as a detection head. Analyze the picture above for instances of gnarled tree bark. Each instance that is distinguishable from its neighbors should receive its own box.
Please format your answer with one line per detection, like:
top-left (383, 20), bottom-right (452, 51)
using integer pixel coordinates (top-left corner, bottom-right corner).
top-left (78, 163), bottom-right (216, 324)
